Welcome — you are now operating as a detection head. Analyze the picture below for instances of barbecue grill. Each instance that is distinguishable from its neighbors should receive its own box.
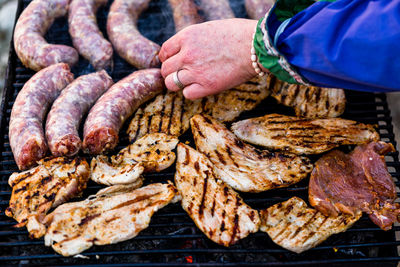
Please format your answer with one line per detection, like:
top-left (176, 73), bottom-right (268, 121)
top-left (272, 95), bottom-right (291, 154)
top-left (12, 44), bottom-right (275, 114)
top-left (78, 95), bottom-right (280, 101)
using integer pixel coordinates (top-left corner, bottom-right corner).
top-left (1, 0), bottom-right (400, 266)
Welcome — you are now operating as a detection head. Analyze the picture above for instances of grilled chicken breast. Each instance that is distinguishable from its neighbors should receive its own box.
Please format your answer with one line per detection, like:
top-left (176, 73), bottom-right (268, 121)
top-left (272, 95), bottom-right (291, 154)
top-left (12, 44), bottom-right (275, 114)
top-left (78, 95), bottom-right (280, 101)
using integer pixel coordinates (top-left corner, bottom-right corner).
top-left (231, 114), bottom-right (379, 154)
top-left (91, 133), bottom-right (178, 185)
top-left (6, 157), bottom-right (90, 238)
top-left (191, 114), bottom-right (313, 192)
top-left (127, 76), bottom-right (270, 142)
top-left (44, 182), bottom-right (180, 256)
top-left (309, 142), bottom-right (400, 230)
top-left (260, 197), bottom-right (361, 253)
top-left (270, 76), bottom-right (346, 118)
top-left (175, 143), bottom-right (260, 246)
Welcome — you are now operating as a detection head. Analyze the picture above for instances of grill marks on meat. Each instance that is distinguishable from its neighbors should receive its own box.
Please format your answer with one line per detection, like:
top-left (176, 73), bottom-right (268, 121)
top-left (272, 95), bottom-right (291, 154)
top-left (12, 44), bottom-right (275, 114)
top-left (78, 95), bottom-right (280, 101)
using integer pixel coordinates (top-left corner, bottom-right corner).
top-left (127, 76), bottom-right (270, 142)
top-left (6, 157), bottom-right (90, 238)
top-left (231, 114), bottom-right (379, 155)
top-left (44, 183), bottom-right (179, 256)
top-left (309, 142), bottom-right (400, 230)
top-left (175, 143), bottom-right (260, 246)
top-left (91, 133), bottom-right (178, 185)
top-left (260, 197), bottom-right (361, 253)
top-left (191, 114), bottom-right (313, 193)
top-left (270, 76), bottom-right (346, 118)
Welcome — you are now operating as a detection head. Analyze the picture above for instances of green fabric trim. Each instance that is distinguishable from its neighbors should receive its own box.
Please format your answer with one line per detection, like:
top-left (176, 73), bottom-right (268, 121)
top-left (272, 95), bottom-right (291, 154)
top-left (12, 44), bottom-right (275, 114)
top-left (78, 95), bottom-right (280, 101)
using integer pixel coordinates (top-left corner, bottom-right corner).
top-left (254, 19), bottom-right (298, 84)
top-left (274, 0), bottom-right (315, 22)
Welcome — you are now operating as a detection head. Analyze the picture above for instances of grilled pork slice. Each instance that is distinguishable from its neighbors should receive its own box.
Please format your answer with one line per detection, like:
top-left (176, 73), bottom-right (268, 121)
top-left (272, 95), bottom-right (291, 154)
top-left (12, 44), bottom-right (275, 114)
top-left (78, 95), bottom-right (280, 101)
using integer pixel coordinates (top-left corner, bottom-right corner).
top-left (260, 197), bottom-right (361, 253)
top-left (44, 183), bottom-right (179, 256)
top-left (270, 76), bottom-right (346, 118)
top-left (6, 157), bottom-right (90, 238)
top-left (309, 142), bottom-right (400, 230)
top-left (231, 114), bottom-right (379, 155)
top-left (191, 114), bottom-right (313, 192)
top-left (127, 76), bottom-right (270, 142)
top-left (91, 133), bottom-right (178, 185)
top-left (175, 143), bottom-right (260, 246)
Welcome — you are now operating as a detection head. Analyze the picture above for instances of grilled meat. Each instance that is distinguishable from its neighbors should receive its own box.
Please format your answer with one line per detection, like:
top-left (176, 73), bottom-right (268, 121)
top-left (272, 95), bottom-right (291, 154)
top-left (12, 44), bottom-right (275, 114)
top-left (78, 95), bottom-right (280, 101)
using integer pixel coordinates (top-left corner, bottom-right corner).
top-left (6, 157), bottom-right (90, 238)
top-left (175, 143), bottom-right (260, 246)
top-left (191, 114), bottom-right (313, 192)
top-left (260, 197), bottom-right (361, 253)
top-left (309, 142), bottom-right (400, 230)
top-left (127, 76), bottom-right (270, 142)
top-left (231, 114), bottom-right (379, 155)
top-left (91, 133), bottom-right (178, 185)
top-left (44, 183), bottom-right (179, 256)
top-left (270, 76), bottom-right (346, 118)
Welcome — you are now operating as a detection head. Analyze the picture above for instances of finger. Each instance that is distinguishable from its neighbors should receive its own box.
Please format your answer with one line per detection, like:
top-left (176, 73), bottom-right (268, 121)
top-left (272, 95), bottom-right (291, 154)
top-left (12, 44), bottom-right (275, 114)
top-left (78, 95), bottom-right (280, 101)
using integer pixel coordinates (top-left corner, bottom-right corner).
top-left (159, 35), bottom-right (181, 62)
top-left (164, 69), bottom-right (194, 92)
top-left (161, 53), bottom-right (183, 78)
top-left (183, 83), bottom-right (217, 100)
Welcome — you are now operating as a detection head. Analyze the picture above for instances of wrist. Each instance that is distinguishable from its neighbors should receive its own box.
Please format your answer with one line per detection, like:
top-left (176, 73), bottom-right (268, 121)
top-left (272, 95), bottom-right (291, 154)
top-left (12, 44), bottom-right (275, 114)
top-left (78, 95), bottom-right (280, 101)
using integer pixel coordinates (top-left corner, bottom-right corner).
top-left (251, 24), bottom-right (267, 77)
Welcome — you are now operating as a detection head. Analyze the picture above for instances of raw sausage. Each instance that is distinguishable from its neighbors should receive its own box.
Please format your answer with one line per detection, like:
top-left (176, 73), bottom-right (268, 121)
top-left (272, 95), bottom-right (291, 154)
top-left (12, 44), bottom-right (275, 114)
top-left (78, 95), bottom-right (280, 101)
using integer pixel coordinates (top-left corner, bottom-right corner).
top-left (107, 0), bottom-right (160, 69)
top-left (46, 70), bottom-right (114, 157)
top-left (14, 0), bottom-right (79, 71)
top-left (82, 69), bottom-right (164, 155)
top-left (9, 63), bottom-right (74, 170)
top-left (168, 0), bottom-right (203, 32)
top-left (245, 0), bottom-right (275, 19)
top-left (69, 0), bottom-right (113, 70)
top-left (197, 0), bottom-right (235, 20)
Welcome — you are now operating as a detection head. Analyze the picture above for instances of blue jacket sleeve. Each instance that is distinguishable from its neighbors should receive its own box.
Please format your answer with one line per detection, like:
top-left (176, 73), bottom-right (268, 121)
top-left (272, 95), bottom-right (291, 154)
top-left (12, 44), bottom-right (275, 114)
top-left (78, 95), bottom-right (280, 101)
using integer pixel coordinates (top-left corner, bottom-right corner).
top-left (268, 0), bottom-right (400, 92)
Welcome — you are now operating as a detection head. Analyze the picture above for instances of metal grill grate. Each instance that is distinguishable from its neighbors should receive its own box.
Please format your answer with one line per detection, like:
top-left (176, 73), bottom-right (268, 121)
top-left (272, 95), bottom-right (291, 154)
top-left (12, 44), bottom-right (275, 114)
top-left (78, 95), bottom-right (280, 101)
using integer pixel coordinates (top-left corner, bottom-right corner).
top-left (0, 0), bottom-right (400, 266)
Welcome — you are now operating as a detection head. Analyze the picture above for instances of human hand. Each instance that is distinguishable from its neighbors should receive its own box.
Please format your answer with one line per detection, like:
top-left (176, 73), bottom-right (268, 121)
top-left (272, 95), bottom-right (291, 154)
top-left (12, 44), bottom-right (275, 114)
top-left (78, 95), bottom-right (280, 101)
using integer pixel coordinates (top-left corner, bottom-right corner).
top-left (159, 18), bottom-right (259, 99)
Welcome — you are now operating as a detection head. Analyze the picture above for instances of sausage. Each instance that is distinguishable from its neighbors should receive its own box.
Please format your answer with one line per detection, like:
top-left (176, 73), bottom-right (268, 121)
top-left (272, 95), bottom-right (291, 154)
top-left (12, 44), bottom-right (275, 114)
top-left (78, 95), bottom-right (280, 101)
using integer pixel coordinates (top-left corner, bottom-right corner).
top-left (46, 70), bottom-right (114, 157)
top-left (9, 63), bottom-right (74, 170)
top-left (197, 0), bottom-right (235, 21)
top-left (82, 69), bottom-right (164, 155)
top-left (245, 0), bottom-right (275, 19)
top-left (107, 0), bottom-right (160, 69)
top-left (14, 0), bottom-right (79, 72)
top-left (69, 0), bottom-right (113, 70)
top-left (168, 0), bottom-right (204, 32)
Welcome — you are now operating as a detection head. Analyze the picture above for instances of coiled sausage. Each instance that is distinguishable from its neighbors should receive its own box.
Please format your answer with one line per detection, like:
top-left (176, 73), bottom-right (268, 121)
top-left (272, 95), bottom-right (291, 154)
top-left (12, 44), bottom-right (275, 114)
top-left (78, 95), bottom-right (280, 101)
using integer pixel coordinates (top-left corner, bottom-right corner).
top-left (82, 69), bottom-right (164, 155)
top-left (46, 70), bottom-right (114, 157)
top-left (9, 63), bottom-right (74, 170)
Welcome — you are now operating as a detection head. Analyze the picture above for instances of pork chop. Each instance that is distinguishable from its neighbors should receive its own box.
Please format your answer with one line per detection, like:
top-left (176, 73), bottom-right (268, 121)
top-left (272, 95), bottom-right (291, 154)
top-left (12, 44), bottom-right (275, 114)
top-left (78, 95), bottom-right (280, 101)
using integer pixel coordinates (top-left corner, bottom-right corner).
top-left (309, 141), bottom-right (400, 230)
top-left (175, 143), bottom-right (260, 246)
top-left (191, 114), bottom-right (313, 192)
top-left (231, 114), bottom-right (379, 154)
top-left (6, 157), bottom-right (90, 238)
top-left (44, 182), bottom-right (179, 256)
top-left (260, 197), bottom-right (361, 253)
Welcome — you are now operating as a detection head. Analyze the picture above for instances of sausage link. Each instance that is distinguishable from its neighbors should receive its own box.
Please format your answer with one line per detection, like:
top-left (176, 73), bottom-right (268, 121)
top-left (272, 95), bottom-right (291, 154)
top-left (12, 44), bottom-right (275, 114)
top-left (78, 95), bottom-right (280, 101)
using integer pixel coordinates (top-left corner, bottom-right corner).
top-left (82, 69), bottom-right (164, 155)
top-left (107, 0), bottom-right (160, 69)
top-left (14, 0), bottom-right (79, 72)
top-left (69, 0), bottom-right (113, 70)
top-left (197, 0), bottom-right (235, 21)
top-left (9, 63), bottom-right (74, 170)
top-left (245, 0), bottom-right (275, 19)
top-left (168, 0), bottom-right (204, 32)
top-left (46, 70), bottom-right (114, 157)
